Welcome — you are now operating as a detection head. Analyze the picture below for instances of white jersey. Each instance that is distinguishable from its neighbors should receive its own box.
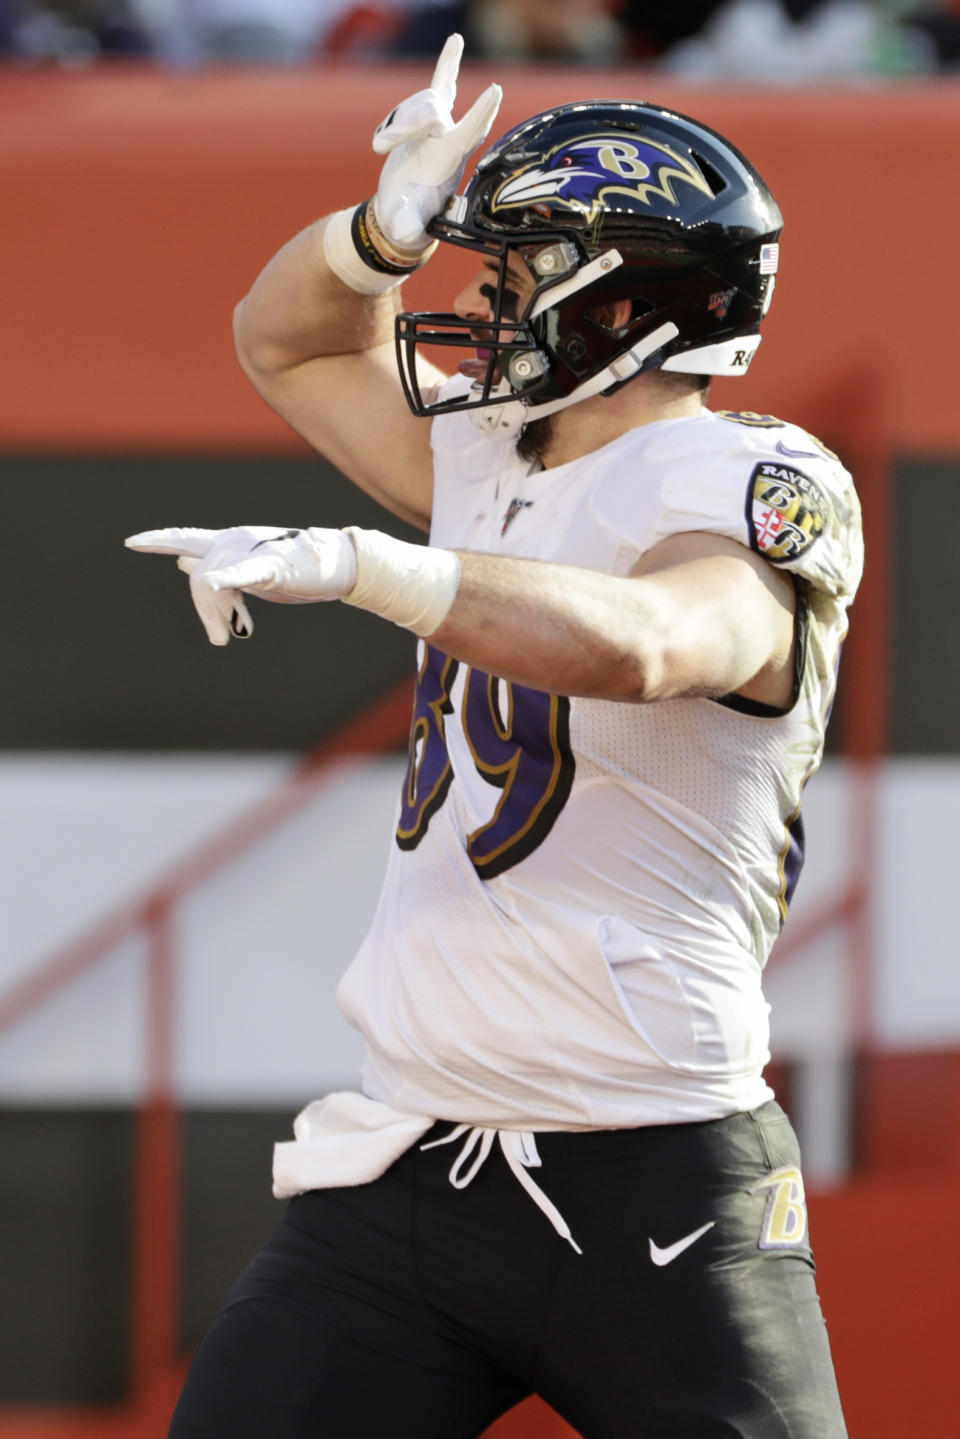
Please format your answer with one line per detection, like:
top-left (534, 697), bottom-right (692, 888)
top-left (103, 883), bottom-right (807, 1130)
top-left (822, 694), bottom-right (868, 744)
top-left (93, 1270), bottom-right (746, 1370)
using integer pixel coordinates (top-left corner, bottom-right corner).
top-left (333, 403), bottom-right (863, 1135)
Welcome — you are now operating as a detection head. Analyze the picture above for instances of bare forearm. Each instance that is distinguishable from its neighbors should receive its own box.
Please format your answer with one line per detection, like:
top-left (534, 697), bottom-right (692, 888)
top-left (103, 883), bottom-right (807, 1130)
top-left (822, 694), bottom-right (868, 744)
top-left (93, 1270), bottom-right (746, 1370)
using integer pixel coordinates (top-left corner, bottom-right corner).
top-left (233, 218), bottom-right (399, 376)
top-left (430, 553), bottom-right (671, 702)
top-left (425, 538), bottom-right (792, 705)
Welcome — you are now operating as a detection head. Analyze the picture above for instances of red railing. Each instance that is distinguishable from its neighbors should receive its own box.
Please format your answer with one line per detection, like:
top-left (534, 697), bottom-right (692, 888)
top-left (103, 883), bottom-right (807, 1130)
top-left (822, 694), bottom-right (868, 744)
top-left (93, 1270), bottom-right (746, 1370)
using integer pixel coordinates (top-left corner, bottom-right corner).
top-left (0, 678), bottom-right (413, 1432)
top-left (767, 368), bottom-right (890, 1055)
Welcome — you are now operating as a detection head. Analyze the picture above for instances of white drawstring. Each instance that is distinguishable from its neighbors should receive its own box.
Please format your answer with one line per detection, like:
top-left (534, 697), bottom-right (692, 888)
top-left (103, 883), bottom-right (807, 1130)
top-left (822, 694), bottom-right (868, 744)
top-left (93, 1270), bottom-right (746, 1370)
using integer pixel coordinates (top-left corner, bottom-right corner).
top-left (420, 1125), bottom-right (583, 1255)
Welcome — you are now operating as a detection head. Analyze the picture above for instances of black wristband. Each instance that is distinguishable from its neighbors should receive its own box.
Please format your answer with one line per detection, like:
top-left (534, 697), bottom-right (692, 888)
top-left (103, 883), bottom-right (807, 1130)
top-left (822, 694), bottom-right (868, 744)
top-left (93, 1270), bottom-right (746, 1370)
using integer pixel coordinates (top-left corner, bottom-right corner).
top-left (350, 201), bottom-right (421, 278)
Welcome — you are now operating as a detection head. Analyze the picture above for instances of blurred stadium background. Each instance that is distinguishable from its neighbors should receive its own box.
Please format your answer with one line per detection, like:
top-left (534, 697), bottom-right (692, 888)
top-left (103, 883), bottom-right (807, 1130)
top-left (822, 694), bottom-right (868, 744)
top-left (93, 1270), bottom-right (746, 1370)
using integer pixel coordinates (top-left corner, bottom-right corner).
top-left (3, 4), bottom-right (960, 1435)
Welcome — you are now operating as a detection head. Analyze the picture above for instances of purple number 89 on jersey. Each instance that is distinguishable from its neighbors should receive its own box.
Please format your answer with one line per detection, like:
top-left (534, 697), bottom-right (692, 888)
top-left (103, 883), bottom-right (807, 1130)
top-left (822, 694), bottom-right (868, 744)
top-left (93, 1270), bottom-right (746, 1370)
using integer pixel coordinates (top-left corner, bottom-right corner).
top-left (396, 645), bottom-right (575, 880)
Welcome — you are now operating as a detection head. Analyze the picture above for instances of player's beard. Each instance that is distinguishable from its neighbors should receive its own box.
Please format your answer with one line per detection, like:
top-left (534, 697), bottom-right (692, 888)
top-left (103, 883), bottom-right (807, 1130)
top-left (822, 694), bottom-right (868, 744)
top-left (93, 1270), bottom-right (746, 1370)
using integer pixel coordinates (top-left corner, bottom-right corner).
top-left (517, 413), bottom-right (555, 467)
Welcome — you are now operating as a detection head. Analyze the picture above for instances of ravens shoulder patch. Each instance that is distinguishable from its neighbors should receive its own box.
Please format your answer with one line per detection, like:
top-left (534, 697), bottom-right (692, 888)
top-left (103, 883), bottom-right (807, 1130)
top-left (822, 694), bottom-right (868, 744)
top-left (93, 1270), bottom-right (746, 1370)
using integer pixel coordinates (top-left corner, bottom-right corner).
top-left (746, 461), bottom-right (828, 564)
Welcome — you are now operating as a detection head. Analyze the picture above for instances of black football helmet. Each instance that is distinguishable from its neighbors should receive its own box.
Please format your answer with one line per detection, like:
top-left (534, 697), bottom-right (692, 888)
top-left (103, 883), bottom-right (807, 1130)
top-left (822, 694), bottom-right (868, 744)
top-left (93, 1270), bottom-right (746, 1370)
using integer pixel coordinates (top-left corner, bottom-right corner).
top-left (395, 101), bottom-right (783, 428)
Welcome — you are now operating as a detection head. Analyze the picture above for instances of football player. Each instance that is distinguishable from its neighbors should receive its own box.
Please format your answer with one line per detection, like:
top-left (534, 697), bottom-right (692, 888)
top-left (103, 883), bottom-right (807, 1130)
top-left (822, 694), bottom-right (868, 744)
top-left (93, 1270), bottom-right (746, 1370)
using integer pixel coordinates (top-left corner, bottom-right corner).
top-left (130, 34), bottom-right (860, 1439)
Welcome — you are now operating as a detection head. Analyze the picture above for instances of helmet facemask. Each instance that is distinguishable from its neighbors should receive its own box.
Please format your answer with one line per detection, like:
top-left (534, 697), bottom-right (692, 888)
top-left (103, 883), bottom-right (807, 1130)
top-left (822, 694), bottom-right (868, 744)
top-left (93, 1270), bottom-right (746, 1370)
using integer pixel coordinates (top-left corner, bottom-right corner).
top-left (395, 222), bottom-right (612, 419)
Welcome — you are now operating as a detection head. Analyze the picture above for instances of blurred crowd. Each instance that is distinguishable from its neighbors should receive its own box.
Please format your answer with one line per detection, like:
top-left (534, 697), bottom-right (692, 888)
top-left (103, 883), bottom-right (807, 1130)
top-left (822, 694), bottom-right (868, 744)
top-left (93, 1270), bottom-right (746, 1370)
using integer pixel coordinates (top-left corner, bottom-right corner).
top-left (2, 0), bottom-right (960, 75)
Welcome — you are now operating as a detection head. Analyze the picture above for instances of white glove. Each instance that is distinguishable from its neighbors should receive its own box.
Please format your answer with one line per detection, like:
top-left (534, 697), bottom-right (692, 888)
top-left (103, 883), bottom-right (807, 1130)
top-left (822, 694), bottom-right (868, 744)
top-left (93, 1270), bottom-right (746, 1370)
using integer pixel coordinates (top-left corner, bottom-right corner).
top-left (125, 525), bottom-right (358, 646)
top-left (371, 33), bottom-right (502, 252)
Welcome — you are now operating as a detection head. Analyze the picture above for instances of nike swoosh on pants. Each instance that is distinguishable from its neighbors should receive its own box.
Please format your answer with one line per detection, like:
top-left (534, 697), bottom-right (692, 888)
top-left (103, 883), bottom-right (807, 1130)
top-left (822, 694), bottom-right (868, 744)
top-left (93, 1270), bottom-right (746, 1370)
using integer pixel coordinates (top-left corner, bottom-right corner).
top-left (649, 1220), bottom-right (716, 1267)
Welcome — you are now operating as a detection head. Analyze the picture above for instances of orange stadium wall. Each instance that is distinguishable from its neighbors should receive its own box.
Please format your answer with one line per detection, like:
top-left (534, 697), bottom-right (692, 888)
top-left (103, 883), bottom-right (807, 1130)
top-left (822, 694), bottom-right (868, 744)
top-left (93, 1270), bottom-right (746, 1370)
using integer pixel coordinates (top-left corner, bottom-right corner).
top-left (4, 66), bottom-right (960, 1439)
top-left (2, 68), bottom-right (960, 455)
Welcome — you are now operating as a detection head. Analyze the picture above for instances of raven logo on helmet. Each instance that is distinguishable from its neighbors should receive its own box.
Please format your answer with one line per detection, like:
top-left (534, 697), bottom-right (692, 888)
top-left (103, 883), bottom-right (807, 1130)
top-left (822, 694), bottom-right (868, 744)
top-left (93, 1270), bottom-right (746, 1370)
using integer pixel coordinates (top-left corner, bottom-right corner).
top-left (491, 135), bottom-right (714, 222)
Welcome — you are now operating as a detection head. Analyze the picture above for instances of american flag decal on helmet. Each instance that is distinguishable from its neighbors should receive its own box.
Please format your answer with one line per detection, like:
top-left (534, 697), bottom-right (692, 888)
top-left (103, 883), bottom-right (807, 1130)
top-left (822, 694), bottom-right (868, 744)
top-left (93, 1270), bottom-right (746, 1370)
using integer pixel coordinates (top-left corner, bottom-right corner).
top-left (759, 243), bottom-right (780, 275)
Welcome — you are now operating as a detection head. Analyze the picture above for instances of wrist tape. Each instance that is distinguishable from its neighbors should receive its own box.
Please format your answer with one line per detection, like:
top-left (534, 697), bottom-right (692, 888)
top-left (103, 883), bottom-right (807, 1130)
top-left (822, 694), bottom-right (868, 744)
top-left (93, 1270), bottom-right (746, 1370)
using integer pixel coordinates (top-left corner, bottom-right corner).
top-left (322, 203), bottom-right (437, 296)
top-left (341, 527), bottom-right (461, 637)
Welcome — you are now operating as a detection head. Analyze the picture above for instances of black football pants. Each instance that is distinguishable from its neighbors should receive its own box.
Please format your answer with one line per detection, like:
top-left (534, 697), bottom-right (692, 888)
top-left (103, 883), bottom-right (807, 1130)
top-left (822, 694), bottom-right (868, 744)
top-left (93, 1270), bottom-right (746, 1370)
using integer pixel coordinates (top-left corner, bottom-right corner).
top-left (169, 1101), bottom-right (848, 1438)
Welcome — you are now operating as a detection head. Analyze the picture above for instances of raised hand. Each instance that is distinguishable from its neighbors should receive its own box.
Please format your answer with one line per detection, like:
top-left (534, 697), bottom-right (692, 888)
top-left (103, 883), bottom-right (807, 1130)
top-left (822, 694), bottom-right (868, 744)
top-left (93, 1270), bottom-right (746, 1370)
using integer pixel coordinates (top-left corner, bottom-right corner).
top-left (371, 33), bottom-right (502, 253)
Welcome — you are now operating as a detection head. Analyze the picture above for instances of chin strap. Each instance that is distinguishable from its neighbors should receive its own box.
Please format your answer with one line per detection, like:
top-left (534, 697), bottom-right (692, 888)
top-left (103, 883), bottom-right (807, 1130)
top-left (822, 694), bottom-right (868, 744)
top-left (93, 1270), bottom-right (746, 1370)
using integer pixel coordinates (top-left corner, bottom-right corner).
top-left (468, 321), bottom-right (681, 438)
